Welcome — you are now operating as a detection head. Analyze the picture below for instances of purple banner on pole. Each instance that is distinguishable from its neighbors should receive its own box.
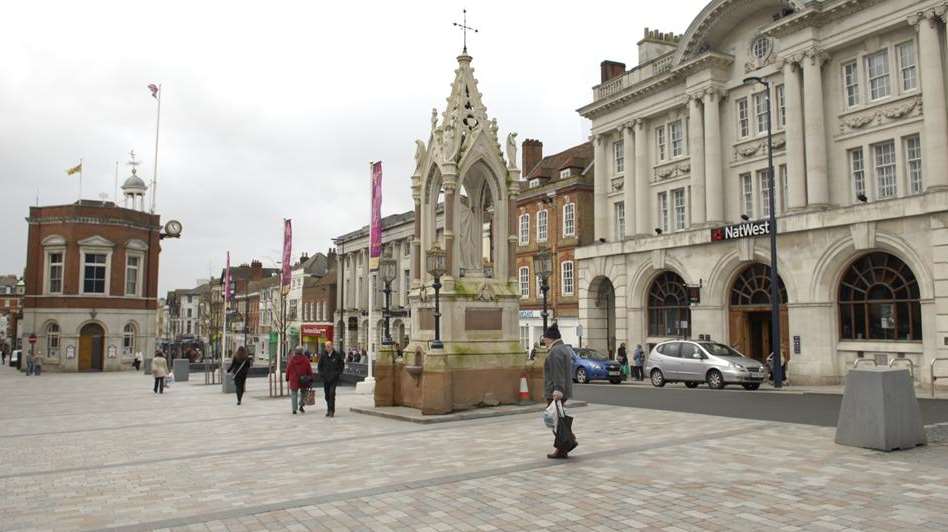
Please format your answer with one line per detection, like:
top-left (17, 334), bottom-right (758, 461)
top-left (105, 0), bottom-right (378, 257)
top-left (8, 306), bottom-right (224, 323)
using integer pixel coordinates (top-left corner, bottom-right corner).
top-left (369, 161), bottom-right (382, 270)
top-left (224, 251), bottom-right (231, 303)
top-left (281, 219), bottom-right (292, 290)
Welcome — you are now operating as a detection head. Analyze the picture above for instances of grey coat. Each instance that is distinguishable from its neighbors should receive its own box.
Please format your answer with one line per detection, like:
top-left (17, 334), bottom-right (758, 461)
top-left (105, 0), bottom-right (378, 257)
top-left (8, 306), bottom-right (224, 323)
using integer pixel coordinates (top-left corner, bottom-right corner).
top-left (543, 341), bottom-right (573, 401)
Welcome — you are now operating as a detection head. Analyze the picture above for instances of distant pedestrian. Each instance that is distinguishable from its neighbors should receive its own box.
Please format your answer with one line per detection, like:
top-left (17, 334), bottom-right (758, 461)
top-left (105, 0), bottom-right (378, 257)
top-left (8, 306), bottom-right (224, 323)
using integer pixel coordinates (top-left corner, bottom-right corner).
top-left (25, 350), bottom-right (34, 376)
top-left (32, 353), bottom-right (42, 375)
top-left (152, 351), bottom-right (169, 394)
top-left (317, 341), bottom-right (345, 417)
top-left (286, 347), bottom-right (313, 415)
top-left (617, 343), bottom-right (629, 381)
top-left (133, 352), bottom-right (142, 371)
top-left (543, 323), bottom-right (575, 459)
top-left (1, 345), bottom-right (7, 365)
top-left (227, 346), bottom-right (252, 405)
top-left (632, 344), bottom-right (645, 381)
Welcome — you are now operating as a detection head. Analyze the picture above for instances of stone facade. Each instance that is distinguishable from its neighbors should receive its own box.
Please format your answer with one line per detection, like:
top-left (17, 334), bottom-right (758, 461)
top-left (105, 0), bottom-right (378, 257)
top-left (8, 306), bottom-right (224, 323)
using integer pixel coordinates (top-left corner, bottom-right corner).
top-left (577, 0), bottom-right (948, 385)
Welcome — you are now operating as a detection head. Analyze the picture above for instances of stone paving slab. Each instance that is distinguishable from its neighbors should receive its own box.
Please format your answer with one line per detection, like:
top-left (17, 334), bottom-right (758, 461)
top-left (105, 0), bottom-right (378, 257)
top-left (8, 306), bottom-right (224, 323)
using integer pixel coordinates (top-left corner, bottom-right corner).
top-left (1, 365), bottom-right (946, 532)
top-left (350, 401), bottom-right (589, 424)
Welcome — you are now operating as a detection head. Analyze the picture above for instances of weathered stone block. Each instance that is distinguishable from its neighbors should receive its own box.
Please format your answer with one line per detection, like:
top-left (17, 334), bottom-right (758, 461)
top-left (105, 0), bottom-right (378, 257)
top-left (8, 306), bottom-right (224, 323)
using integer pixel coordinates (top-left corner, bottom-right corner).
top-left (835, 368), bottom-right (926, 451)
top-left (172, 358), bottom-right (189, 382)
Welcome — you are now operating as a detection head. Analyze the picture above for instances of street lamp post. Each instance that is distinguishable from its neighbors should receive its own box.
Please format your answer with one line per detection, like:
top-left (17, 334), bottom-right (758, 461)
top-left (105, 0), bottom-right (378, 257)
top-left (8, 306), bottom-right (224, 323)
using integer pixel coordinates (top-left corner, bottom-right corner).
top-left (534, 247), bottom-right (553, 333)
top-left (744, 76), bottom-right (784, 388)
top-left (380, 252), bottom-right (397, 346)
top-left (425, 245), bottom-right (447, 350)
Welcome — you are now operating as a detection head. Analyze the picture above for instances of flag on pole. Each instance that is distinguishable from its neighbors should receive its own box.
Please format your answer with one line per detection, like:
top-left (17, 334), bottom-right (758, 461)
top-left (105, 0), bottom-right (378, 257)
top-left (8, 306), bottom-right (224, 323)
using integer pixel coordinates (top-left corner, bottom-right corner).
top-left (224, 251), bottom-right (232, 303)
top-left (148, 83), bottom-right (159, 99)
top-left (369, 161), bottom-right (383, 270)
top-left (66, 162), bottom-right (82, 175)
top-left (281, 220), bottom-right (292, 293)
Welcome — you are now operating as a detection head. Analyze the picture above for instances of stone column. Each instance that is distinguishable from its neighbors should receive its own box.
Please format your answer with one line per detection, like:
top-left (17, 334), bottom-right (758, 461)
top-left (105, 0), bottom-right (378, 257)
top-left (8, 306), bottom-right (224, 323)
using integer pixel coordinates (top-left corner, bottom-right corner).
top-left (803, 48), bottom-right (830, 206)
top-left (412, 200), bottom-right (421, 282)
top-left (622, 123), bottom-right (636, 237)
top-left (703, 90), bottom-right (724, 222)
top-left (442, 170), bottom-right (457, 277)
top-left (913, 8), bottom-right (948, 190)
top-left (634, 119), bottom-right (650, 235)
top-left (688, 93), bottom-right (707, 225)
top-left (508, 195), bottom-right (518, 282)
top-left (783, 57), bottom-right (807, 210)
top-left (593, 135), bottom-right (608, 240)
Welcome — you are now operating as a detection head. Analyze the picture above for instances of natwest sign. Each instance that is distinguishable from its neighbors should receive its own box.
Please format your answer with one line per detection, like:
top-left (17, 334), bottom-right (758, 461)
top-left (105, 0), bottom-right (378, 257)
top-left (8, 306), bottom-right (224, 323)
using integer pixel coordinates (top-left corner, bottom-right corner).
top-left (301, 323), bottom-right (333, 338)
top-left (711, 220), bottom-right (771, 241)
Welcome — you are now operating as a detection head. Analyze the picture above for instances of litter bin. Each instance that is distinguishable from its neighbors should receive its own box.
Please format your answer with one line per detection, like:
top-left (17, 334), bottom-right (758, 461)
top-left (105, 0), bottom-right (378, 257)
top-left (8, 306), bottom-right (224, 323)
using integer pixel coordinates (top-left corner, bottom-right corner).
top-left (172, 358), bottom-right (190, 382)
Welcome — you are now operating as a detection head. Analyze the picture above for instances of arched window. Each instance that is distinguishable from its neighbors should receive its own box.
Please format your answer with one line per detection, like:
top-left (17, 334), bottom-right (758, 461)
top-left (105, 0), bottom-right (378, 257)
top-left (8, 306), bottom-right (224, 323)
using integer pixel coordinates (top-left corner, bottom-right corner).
top-left (730, 264), bottom-right (787, 306)
top-left (839, 252), bottom-right (921, 341)
top-left (46, 322), bottom-right (60, 357)
top-left (123, 322), bottom-right (137, 354)
top-left (648, 272), bottom-right (691, 338)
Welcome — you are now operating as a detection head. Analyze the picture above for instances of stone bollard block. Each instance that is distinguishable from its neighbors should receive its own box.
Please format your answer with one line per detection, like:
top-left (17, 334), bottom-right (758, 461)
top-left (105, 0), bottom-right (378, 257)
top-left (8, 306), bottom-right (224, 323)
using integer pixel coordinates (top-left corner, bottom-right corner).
top-left (172, 358), bottom-right (190, 382)
top-left (143, 358), bottom-right (152, 374)
top-left (222, 373), bottom-right (235, 393)
top-left (835, 368), bottom-right (926, 451)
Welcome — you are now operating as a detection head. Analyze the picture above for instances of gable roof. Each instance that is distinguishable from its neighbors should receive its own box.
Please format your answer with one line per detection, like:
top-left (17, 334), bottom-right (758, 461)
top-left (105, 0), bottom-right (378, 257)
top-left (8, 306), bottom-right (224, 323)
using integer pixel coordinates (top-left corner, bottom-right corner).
top-left (525, 142), bottom-right (593, 179)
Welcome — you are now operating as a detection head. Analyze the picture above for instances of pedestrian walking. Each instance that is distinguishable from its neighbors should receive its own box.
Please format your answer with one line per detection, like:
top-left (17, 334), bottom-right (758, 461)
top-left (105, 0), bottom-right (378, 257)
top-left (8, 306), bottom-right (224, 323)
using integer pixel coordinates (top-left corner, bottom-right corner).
top-left (152, 351), bottom-right (169, 394)
top-left (617, 343), bottom-right (629, 382)
top-left (32, 353), bottom-right (42, 375)
top-left (542, 323), bottom-right (576, 459)
top-left (286, 347), bottom-right (313, 415)
top-left (317, 341), bottom-right (345, 417)
top-left (633, 344), bottom-right (645, 381)
top-left (227, 346), bottom-right (252, 405)
top-left (25, 350), bottom-right (34, 376)
top-left (1, 345), bottom-right (7, 365)
top-left (133, 352), bottom-right (142, 371)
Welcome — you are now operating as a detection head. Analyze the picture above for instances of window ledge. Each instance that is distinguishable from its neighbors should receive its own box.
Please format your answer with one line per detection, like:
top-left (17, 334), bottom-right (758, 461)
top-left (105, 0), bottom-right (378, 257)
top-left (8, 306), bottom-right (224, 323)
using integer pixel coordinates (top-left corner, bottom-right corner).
top-left (837, 340), bottom-right (923, 353)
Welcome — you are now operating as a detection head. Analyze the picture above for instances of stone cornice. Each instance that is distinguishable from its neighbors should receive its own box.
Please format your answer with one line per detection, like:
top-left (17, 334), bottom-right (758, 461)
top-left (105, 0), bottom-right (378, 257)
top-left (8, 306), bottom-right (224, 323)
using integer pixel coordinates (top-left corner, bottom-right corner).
top-left (763, 0), bottom-right (891, 38)
top-left (27, 215), bottom-right (159, 232)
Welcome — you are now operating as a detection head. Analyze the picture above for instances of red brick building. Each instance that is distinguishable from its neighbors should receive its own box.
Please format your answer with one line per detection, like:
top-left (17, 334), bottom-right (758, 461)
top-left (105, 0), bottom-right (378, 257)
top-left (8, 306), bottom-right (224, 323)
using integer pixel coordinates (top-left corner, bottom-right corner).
top-left (515, 140), bottom-right (595, 350)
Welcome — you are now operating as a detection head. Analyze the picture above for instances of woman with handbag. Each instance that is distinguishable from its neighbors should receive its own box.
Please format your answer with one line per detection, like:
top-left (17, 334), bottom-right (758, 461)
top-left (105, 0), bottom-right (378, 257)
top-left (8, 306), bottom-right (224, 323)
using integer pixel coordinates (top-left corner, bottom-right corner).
top-left (227, 346), bottom-right (252, 405)
top-left (286, 346), bottom-right (313, 415)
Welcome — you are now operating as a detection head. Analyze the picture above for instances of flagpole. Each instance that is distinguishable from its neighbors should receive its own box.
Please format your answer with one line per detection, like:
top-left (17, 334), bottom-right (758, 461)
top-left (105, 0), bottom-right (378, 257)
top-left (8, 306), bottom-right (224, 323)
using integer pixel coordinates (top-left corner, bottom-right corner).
top-left (151, 83), bottom-right (161, 214)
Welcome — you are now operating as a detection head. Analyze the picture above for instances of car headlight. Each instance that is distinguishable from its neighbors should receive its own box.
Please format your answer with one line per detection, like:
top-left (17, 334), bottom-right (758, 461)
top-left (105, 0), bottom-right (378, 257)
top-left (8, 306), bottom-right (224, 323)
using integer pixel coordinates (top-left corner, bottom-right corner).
top-left (733, 362), bottom-right (745, 370)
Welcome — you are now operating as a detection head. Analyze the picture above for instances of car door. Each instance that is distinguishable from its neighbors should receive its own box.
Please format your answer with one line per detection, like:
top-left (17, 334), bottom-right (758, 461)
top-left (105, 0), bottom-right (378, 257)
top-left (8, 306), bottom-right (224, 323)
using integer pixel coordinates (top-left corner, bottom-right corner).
top-left (657, 342), bottom-right (682, 379)
top-left (676, 342), bottom-right (705, 381)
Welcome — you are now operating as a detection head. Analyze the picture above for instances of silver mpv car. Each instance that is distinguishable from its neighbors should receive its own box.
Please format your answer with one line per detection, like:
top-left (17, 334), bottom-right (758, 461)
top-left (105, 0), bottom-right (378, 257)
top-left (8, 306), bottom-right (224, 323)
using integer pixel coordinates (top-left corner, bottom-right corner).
top-left (646, 340), bottom-right (767, 390)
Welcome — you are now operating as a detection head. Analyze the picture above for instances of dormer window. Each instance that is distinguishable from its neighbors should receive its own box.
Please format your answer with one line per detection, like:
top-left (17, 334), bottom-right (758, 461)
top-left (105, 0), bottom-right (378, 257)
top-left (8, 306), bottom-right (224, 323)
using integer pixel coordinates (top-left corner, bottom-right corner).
top-left (559, 168), bottom-right (572, 179)
top-left (529, 178), bottom-right (541, 188)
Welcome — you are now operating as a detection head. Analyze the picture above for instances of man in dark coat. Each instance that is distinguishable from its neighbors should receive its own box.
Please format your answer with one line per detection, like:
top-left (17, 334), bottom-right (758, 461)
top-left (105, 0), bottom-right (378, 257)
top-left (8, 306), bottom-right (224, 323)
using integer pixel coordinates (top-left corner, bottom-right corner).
top-left (543, 323), bottom-right (575, 459)
top-left (318, 341), bottom-right (346, 417)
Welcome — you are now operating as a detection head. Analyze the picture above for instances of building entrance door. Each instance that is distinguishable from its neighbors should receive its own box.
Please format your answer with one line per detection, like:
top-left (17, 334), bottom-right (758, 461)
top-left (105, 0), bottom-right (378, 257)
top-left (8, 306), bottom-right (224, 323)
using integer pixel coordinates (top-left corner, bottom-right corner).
top-left (728, 264), bottom-right (790, 364)
top-left (78, 323), bottom-right (105, 371)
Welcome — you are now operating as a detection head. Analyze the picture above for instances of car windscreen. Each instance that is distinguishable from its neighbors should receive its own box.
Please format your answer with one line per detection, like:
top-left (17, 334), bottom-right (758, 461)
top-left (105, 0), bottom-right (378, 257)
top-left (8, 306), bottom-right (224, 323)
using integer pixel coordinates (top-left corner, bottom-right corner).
top-left (579, 349), bottom-right (609, 361)
top-left (699, 342), bottom-right (745, 358)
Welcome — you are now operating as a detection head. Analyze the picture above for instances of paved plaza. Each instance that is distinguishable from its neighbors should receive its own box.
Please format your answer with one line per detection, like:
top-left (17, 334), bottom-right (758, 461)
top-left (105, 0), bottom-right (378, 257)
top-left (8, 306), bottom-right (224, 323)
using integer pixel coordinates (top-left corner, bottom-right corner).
top-left (2, 365), bottom-right (947, 532)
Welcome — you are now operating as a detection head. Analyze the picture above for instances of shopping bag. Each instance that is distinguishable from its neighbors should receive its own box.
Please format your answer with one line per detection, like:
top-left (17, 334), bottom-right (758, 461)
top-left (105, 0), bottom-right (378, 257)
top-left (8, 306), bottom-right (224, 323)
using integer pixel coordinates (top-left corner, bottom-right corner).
top-left (543, 401), bottom-right (558, 430)
top-left (553, 400), bottom-right (577, 453)
top-left (304, 388), bottom-right (316, 406)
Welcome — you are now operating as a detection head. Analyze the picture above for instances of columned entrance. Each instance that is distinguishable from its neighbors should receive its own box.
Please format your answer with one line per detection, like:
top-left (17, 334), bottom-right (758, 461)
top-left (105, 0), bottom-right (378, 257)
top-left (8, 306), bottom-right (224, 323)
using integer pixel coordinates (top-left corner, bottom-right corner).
top-left (588, 276), bottom-right (616, 355)
top-left (728, 264), bottom-right (788, 363)
top-left (78, 323), bottom-right (105, 371)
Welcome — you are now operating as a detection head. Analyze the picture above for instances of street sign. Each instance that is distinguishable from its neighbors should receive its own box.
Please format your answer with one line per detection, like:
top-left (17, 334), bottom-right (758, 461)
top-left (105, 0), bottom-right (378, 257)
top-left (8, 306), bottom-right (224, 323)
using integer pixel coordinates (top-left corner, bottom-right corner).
top-left (28, 334), bottom-right (36, 345)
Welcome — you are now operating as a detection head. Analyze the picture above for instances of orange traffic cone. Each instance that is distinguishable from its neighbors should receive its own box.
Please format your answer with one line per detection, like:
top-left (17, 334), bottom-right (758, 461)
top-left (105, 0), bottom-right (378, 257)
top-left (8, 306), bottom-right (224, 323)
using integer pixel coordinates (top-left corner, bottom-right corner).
top-left (519, 373), bottom-right (530, 402)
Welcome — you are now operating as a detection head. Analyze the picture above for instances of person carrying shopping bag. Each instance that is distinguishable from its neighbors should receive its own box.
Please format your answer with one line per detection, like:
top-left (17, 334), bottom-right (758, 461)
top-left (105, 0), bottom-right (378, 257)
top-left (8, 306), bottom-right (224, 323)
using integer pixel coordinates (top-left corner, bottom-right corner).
top-left (286, 347), bottom-right (313, 415)
top-left (542, 323), bottom-right (576, 459)
top-left (152, 351), bottom-right (169, 394)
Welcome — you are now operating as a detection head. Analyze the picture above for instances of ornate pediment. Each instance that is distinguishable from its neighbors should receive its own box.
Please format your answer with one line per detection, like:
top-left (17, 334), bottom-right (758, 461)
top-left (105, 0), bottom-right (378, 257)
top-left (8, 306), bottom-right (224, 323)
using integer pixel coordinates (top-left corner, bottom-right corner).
top-left (77, 235), bottom-right (114, 248)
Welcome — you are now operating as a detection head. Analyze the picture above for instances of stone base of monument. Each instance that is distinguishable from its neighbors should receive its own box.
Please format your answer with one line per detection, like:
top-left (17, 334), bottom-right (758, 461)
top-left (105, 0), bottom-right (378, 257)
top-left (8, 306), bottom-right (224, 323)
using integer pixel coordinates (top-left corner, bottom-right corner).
top-left (835, 368), bottom-right (927, 451)
top-left (351, 400), bottom-right (588, 424)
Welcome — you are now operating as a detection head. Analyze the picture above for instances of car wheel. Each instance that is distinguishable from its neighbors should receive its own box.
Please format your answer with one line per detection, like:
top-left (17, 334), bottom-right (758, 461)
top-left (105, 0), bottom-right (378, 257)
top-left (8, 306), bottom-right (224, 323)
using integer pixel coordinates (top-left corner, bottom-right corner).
top-left (650, 369), bottom-right (666, 387)
top-left (575, 368), bottom-right (588, 384)
top-left (706, 370), bottom-right (725, 390)
top-left (742, 383), bottom-right (760, 391)
top-left (609, 378), bottom-right (622, 384)
top-left (684, 381), bottom-right (699, 389)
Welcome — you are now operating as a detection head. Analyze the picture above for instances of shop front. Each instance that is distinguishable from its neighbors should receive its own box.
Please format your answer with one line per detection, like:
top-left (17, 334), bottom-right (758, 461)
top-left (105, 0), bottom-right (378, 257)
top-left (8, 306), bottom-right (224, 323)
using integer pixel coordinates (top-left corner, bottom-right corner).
top-left (301, 323), bottom-right (333, 355)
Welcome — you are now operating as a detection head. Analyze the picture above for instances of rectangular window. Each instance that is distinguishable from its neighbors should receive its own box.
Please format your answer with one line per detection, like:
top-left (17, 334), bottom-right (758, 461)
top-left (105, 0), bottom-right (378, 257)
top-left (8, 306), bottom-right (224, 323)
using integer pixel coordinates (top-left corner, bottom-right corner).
top-left (897, 42), bottom-right (917, 92)
top-left (905, 135), bottom-right (923, 194)
top-left (563, 203), bottom-right (575, 237)
top-left (873, 140), bottom-right (897, 199)
top-left (656, 126), bottom-right (667, 161)
top-left (737, 98), bottom-right (750, 137)
top-left (187, 308), bottom-right (192, 318)
top-left (559, 168), bottom-right (572, 178)
top-left (843, 61), bottom-right (860, 107)
top-left (657, 192), bottom-right (669, 233)
top-left (519, 213), bottom-right (529, 245)
top-left (775, 85), bottom-right (786, 129)
top-left (670, 120), bottom-right (684, 157)
top-left (740, 173), bottom-right (754, 218)
top-left (849, 148), bottom-right (866, 199)
top-left (48, 252), bottom-right (63, 294)
top-left (614, 202), bottom-right (625, 240)
top-left (82, 253), bottom-right (107, 294)
top-left (779, 164), bottom-right (788, 214)
top-left (537, 210), bottom-right (548, 242)
top-left (520, 325), bottom-right (530, 350)
top-left (519, 267), bottom-right (529, 299)
top-left (758, 169), bottom-right (772, 218)
top-left (125, 255), bottom-right (140, 296)
top-left (865, 50), bottom-right (891, 101)
top-left (561, 261), bottom-right (574, 296)
top-left (614, 140), bottom-right (624, 174)
top-left (754, 92), bottom-right (769, 134)
top-left (672, 189), bottom-right (686, 230)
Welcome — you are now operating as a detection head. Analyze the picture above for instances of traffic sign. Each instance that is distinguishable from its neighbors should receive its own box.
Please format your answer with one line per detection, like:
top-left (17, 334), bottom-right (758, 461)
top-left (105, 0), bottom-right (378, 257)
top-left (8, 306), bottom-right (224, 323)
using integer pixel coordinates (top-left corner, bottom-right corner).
top-left (28, 334), bottom-right (37, 345)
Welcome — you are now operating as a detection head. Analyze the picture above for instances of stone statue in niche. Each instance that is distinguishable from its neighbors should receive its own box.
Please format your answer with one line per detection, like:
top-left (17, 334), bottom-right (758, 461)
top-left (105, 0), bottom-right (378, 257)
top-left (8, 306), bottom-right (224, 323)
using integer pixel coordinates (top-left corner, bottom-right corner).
top-left (457, 194), bottom-right (481, 271)
top-left (414, 140), bottom-right (426, 173)
top-left (506, 132), bottom-right (518, 169)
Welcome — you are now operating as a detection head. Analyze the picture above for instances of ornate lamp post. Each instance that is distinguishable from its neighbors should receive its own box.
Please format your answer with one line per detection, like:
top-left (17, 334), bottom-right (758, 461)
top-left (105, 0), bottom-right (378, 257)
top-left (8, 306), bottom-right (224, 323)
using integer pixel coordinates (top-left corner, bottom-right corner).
top-left (744, 75), bottom-right (783, 388)
top-left (426, 245), bottom-right (447, 350)
top-left (380, 252), bottom-right (398, 346)
top-left (534, 247), bottom-right (553, 333)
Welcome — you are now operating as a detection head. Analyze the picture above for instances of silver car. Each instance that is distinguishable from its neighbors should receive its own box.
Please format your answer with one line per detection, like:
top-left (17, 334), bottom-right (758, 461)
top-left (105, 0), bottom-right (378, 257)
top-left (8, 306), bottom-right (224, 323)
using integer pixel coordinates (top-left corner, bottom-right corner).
top-left (646, 340), bottom-right (767, 390)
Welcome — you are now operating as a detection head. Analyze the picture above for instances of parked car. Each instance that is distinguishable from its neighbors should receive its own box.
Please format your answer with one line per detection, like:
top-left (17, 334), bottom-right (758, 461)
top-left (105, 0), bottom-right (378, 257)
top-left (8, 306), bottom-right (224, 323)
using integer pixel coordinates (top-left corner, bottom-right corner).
top-left (571, 347), bottom-right (623, 384)
top-left (646, 340), bottom-right (766, 390)
top-left (10, 349), bottom-right (20, 365)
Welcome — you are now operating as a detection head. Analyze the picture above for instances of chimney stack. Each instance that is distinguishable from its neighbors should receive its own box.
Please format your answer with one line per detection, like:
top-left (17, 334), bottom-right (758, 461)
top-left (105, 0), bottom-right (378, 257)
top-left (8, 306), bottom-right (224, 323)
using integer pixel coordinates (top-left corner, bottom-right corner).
top-left (521, 139), bottom-right (543, 177)
top-left (600, 60), bottom-right (626, 83)
top-left (250, 260), bottom-right (263, 281)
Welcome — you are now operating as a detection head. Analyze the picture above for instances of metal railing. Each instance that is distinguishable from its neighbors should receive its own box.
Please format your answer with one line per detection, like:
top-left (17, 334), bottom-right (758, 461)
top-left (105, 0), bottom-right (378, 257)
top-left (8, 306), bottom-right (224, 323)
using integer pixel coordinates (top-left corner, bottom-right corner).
top-left (932, 358), bottom-right (948, 398)
top-left (888, 354), bottom-right (915, 379)
top-left (852, 357), bottom-right (877, 369)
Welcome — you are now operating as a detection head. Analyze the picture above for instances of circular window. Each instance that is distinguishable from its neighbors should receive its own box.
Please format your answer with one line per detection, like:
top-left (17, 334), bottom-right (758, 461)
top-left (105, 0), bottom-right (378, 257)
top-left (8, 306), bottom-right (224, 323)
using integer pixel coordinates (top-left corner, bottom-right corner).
top-left (752, 36), bottom-right (771, 60)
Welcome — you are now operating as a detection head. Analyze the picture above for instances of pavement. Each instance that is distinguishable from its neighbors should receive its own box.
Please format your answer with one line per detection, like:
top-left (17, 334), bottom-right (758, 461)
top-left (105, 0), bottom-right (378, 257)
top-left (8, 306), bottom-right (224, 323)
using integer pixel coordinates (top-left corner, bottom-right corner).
top-left (2, 365), bottom-right (948, 531)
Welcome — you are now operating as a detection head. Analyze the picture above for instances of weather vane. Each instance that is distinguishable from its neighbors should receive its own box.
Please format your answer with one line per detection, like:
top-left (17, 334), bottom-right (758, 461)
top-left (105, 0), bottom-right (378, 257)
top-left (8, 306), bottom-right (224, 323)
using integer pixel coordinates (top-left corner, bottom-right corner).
top-left (453, 8), bottom-right (478, 54)
top-left (127, 150), bottom-right (140, 175)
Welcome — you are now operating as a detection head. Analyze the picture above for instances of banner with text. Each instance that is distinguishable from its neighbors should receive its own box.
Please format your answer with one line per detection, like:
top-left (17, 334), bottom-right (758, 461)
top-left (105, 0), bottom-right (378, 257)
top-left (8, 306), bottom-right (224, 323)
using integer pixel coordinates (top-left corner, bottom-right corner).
top-left (281, 219), bottom-right (292, 292)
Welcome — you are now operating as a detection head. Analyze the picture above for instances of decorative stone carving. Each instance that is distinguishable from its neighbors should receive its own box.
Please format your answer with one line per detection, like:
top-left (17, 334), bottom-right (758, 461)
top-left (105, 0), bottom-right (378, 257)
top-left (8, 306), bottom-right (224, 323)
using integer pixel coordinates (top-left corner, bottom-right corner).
top-left (653, 161), bottom-right (691, 182)
top-left (837, 96), bottom-right (923, 135)
top-left (477, 280), bottom-right (496, 302)
top-left (414, 139), bottom-right (426, 174)
top-left (850, 222), bottom-right (877, 251)
top-left (732, 133), bottom-right (787, 161)
top-left (611, 177), bottom-right (624, 192)
top-left (505, 132), bottom-right (518, 170)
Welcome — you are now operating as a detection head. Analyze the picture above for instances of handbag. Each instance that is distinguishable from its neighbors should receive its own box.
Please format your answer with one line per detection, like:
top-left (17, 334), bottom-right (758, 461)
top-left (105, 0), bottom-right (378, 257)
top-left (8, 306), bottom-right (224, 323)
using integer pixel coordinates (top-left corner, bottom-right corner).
top-left (553, 400), bottom-right (577, 453)
top-left (299, 374), bottom-right (314, 389)
top-left (304, 388), bottom-right (316, 406)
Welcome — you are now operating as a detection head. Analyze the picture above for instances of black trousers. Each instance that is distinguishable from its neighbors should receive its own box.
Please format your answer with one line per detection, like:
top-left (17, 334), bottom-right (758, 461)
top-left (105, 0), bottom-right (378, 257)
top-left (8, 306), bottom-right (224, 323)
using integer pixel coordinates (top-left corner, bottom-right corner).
top-left (235, 377), bottom-right (246, 402)
top-left (323, 380), bottom-right (338, 412)
top-left (153, 377), bottom-right (165, 393)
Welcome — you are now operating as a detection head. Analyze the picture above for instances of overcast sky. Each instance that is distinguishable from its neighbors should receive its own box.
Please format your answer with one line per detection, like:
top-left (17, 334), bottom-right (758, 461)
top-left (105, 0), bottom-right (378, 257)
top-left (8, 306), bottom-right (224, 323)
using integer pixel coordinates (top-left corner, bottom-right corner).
top-left (0, 0), bottom-right (708, 293)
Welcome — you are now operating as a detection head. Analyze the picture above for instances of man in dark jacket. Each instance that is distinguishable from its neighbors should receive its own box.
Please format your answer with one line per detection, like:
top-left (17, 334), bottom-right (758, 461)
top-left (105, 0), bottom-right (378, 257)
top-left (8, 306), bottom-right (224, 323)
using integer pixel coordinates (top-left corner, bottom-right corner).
top-left (318, 341), bottom-right (346, 417)
top-left (543, 323), bottom-right (575, 459)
